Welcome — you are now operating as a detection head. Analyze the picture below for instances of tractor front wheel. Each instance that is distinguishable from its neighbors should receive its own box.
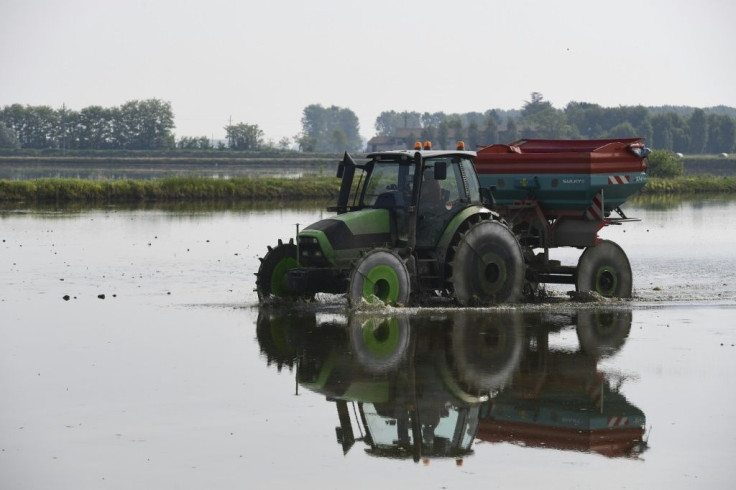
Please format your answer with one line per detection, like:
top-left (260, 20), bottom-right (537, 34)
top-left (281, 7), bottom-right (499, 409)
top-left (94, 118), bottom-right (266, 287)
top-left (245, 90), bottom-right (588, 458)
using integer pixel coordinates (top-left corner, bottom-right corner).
top-left (349, 316), bottom-right (410, 373)
top-left (348, 249), bottom-right (410, 307)
top-left (256, 238), bottom-right (308, 302)
top-left (450, 220), bottom-right (524, 305)
top-left (575, 240), bottom-right (632, 298)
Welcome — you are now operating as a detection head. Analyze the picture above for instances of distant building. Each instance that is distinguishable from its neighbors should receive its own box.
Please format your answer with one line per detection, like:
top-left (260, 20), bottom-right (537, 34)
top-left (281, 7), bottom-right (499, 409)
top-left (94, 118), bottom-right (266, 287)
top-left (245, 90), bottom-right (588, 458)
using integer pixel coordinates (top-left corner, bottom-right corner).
top-left (366, 128), bottom-right (422, 152)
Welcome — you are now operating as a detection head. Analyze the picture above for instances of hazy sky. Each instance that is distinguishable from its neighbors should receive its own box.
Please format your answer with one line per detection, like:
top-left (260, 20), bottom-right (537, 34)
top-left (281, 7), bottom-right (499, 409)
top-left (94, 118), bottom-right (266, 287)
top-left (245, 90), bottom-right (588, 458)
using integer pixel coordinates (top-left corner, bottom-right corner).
top-left (2, 0), bottom-right (734, 143)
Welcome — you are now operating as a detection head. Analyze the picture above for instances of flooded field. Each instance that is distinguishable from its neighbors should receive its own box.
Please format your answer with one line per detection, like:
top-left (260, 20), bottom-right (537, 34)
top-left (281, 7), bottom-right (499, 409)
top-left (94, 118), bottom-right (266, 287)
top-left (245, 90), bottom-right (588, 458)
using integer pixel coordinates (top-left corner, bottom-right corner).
top-left (2, 198), bottom-right (736, 489)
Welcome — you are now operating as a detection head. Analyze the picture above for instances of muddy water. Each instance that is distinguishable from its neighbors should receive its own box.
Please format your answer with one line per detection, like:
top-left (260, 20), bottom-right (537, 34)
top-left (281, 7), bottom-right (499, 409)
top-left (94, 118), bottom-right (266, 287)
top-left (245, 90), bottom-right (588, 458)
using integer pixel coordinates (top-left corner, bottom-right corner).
top-left (1, 199), bottom-right (736, 489)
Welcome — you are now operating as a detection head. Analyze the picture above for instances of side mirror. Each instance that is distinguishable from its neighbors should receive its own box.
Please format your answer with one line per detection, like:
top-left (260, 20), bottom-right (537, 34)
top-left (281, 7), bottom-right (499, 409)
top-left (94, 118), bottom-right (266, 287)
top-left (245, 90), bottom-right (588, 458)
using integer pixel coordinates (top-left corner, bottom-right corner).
top-left (482, 186), bottom-right (497, 208)
top-left (434, 161), bottom-right (447, 180)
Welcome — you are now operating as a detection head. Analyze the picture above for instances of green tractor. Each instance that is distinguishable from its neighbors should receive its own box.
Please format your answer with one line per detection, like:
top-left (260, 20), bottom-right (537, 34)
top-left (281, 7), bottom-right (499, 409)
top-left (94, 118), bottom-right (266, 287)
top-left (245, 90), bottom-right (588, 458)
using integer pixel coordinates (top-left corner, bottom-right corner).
top-left (256, 146), bottom-right (525, 306)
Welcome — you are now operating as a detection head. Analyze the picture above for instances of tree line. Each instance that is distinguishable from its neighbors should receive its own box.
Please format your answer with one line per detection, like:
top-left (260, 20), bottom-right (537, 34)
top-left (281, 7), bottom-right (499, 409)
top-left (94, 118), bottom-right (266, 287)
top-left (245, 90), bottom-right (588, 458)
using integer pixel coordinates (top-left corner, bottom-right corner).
top-left (0, 100), bottom-right (364, 153)
top-left (2, 94), bottom-right (735, 153)
top-left (374, 93), bottom-right (736, 154)
top-left (0, 99), bottom-right (176, 151)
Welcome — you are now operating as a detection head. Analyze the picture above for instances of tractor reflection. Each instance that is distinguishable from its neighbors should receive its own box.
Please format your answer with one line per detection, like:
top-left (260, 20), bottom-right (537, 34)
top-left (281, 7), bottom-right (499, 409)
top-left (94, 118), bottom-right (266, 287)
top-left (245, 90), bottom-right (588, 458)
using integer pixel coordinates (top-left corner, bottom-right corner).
top-left (256, 307), bottom-right (646, 463)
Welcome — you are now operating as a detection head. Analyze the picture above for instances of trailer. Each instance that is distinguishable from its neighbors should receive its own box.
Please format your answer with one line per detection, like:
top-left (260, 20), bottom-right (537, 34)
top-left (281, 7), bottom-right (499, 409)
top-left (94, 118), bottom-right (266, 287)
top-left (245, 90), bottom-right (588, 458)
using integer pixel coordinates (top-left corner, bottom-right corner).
top-left (474, 138), bottom-right (649, 298)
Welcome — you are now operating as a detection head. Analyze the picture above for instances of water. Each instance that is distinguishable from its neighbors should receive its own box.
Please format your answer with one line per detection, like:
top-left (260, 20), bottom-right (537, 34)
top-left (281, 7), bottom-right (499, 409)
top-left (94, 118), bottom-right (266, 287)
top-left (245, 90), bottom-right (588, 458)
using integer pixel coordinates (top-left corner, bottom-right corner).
top-left (1, 199), bottom-right (735, 489)
top-left (0, 162), bottom-right (327, 180)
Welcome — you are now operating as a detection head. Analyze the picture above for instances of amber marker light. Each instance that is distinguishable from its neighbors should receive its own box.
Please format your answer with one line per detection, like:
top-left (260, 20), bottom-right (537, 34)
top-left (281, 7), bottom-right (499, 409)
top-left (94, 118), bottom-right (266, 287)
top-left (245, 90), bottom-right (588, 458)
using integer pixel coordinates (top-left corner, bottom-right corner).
top-left (423, 141), bottom-right (432, 150)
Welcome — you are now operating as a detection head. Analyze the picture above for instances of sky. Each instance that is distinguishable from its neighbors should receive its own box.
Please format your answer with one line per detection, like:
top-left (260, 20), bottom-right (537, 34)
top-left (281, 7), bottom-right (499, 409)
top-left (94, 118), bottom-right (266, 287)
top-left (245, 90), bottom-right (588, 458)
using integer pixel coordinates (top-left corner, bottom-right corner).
top-left (1, 0), bottom-right (735, 144)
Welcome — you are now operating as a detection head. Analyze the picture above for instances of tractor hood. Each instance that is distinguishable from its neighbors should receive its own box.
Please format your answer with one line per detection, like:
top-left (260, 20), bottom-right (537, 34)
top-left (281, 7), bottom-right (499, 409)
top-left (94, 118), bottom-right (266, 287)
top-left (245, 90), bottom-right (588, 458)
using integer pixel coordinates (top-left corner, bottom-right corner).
top-left (299, 209), bottom-right (394, 266)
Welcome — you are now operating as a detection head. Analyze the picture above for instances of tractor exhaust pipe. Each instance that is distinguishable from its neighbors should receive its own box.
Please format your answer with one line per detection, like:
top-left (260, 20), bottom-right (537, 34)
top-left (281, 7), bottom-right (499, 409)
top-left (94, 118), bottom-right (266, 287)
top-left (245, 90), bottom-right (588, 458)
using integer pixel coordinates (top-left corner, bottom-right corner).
top-left (336, 152), bottom-right (357, 213)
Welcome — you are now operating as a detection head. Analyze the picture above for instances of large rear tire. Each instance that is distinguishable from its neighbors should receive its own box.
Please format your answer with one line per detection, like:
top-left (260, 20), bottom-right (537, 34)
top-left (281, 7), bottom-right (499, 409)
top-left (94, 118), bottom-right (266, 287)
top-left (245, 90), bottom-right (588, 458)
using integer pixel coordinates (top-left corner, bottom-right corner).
top-left (348, 249), bottom-right (411, 307)
top-left (256, 239), bottom-right (307, 302)
top-left (450, 220), bottom-right (524, 305)
top-left (450, 311), bottom-right (523, 393)
top-left (575, 240), bottom-right (632, 298)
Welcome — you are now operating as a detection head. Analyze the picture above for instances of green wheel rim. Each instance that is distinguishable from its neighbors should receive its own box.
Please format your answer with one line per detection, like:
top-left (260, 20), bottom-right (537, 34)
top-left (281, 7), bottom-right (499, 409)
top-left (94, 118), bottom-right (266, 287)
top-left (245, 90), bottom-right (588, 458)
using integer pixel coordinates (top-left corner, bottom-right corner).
top-left (360, 318), bottom-right (402, 358)
top-left (361, 264), bottom-right (400, 304)
top-left (594, 265), bottom-right (618, 297)
top-left (271, 256), bottom-right (298, 296)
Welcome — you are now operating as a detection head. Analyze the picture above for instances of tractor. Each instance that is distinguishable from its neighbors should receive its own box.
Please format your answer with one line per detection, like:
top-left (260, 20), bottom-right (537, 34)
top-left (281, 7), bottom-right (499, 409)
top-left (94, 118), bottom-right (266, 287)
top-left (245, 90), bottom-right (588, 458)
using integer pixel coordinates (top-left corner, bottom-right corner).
top-left (256, 143), bottom-right (524, 306)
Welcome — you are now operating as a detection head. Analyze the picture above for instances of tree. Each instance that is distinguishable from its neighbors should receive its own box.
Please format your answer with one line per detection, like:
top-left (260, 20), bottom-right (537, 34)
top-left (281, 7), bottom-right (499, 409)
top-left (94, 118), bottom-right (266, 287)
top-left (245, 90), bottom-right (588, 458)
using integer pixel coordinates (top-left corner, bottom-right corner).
top-left (225, 122), bottom-right (264, 150)
top-left (650, 114), bottom-right (674, 150)
top-left (77, 106), bottom-right (114, 149)
top-left (646, 149), bottom-right (684, 178)
top-left (436, 120), bottom-right (449, 149)
top-left (115, 99), bottom-right (175, 150)
top-left (374, 110), bottom-right (422, 136)
top-left (177, 136), bottom-right (212, 150)
top-left (299, 104), bottom-right (361, 152)
top-left (521, 92), bottom-right (553, 118)
top-left (480, 113), bottom-right (499, 145)
top-left (687, 109), bottom-right (708, 154)
top-left (277, 137), bottom-right (292, 150)
top-left (606, 122), bottom-right (638, 138)
top-left (421, 111), bottom-right (446, 129)
top-left (520, 93), bottom-right (575, 139)
top-left (705, 114), bottom-right (736, 153)
top-left (466, 120), bottom-right (479, 149)
top-left (0, 122), bottom-right (19, 149)
top-left (502, 117), bottom-right (519, 142)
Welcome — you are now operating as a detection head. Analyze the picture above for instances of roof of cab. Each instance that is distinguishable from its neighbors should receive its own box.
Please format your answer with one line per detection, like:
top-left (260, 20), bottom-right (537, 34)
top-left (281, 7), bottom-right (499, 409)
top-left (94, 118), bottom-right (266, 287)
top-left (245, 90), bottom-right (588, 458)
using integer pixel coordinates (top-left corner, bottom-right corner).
top-left (366, 149), bottom-right (477, 160)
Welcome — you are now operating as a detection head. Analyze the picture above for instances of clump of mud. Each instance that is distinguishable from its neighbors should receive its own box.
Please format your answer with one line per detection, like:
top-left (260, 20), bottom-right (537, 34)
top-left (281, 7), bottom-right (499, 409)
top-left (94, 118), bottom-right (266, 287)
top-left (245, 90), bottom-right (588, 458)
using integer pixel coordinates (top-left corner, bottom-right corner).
top-left (566, 291), bottom-right (609, 303)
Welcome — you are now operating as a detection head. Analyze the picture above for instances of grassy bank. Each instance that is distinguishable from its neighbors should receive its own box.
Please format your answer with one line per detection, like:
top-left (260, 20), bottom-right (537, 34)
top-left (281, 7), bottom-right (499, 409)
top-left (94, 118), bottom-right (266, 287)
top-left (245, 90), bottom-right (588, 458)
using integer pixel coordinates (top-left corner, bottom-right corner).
top-left (640, 175), bottom-right (736, 194)
top-left (0, 176), bottom-right (342, 204)
top-left (1, 174), bottom-right (735, 205)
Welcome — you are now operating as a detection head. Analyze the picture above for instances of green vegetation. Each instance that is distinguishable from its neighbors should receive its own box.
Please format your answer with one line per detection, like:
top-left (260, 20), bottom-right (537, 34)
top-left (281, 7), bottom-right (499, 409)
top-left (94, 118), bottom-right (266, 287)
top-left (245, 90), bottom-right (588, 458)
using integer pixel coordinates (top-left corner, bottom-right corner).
top-left (646, 150), bottom-right (684, 178)
top-left (0, 100), bottom-right (363, 154)
top-left (640, 176), bottom-right (736, 194)
top-left (2, 173), bottom-right (734, 206)
top-left (372, 94), bottom-right (736, 153)
top-left (0, 176), bottom-right (341, 204)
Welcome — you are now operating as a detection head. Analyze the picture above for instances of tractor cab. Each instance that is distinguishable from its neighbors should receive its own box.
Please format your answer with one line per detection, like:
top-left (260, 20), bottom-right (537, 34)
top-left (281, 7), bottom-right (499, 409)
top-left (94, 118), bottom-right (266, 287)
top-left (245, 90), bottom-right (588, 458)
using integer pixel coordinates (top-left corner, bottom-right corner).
top-left (333, 146), bottom-right (481, 249)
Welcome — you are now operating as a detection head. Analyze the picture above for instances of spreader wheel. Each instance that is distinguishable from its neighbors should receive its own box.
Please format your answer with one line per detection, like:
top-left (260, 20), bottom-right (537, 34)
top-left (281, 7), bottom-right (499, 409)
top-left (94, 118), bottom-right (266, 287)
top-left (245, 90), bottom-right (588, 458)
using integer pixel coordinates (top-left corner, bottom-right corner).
top-left (450, 220), bottom-right (524, 305)
top-left (256, 238), bottom-right (308, 302)
top-left (575, 240), bottom-right (632, 298)
top-left (576, 309), bottom-right (632, 357)
top-left (349, 316), bottom-right (410, 374)
top-left (348, 249), bottom-right (410, 307)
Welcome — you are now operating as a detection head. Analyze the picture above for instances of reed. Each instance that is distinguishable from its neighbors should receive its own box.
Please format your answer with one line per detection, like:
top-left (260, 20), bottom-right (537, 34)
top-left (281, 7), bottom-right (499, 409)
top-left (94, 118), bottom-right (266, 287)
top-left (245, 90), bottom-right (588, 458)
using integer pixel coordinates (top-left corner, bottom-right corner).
top-left (0, 176), bottom-right (342, 204)
top-left (2, 174), bottom-right (735, 205)
top-left (641, 176), bottom-right (736, 194)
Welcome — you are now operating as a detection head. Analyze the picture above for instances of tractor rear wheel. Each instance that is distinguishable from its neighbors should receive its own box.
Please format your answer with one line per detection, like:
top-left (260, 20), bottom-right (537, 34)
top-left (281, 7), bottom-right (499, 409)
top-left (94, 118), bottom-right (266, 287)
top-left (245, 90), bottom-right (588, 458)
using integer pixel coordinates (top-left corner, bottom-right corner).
top-left (256, 239), bottom-right (309, 302)
top-left (450, 311), bottom-right (523, 393)
top-left (348, 249), bottom-right (410, 306)
top-left (450, 220), bottom-right (524, 305)
top-left (575, 240), bottom-right (632, 298)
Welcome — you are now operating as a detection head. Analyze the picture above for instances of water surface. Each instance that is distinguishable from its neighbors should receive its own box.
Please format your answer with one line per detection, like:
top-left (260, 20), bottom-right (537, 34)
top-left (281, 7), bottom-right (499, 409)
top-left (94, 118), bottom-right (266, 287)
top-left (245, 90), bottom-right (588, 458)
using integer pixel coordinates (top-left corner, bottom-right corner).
top-left (1, 199), bottom-right (735, 489)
